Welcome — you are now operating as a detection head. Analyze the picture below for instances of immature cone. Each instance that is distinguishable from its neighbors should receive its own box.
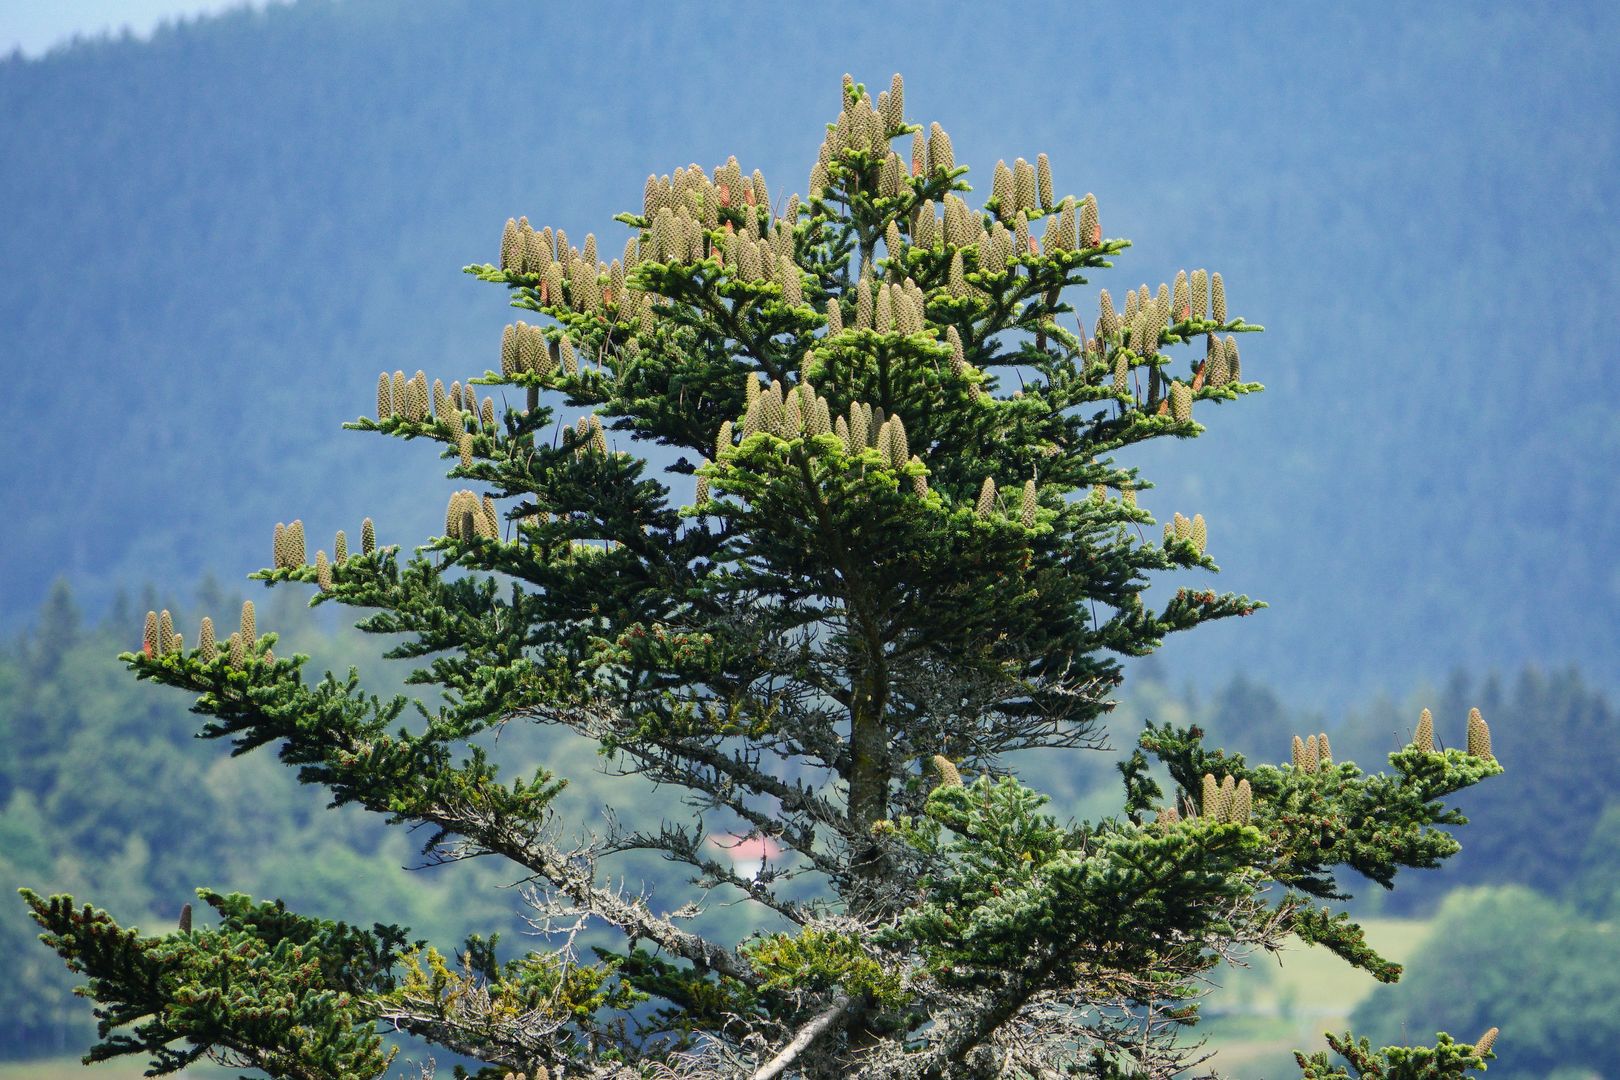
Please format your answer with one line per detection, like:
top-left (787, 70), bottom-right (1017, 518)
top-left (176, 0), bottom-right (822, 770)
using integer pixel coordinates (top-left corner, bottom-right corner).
top-left (812, 395), bottom-right (832, 437)
top-left (875, 283), bottom-right (893, 332)
top-left (1191, 269), bottom-right (1209, 320)
top-left (780, 256), bottom-right (804, 306)
top-left (884, 72), bottom-right (904, 129)
top-left (1205, 337), bottom-right (1231, 387)
top-left (1020, 479), bottom-right (1038, 527)
top-left (848, 402), bottom-right (869, 451)
top-left (1304, 734), bottom-right (1321, 772)
top-left (481, 494), bottom-right (501, 537)
top-left (975, 477), bottom-right (997, 517)
top-left (273, 522), bottom-right (288, 568)
top-left (1036, 152), bottom-right (1053, 210)
top-left (1054, 196), bottom-right (1076, 250)
top-left (198, 617), bottom-right (216, 663)
top-left (1232, 778), bottom-right (1253, 825)
top-left (1098, 290), bottom-right (1119, 337)
top-left (1079, 194), bottom-right (1099, 247)
top-left (315, 550), bottom-right (332, 592)
top-left (824, 298), bottom-right (843, 335)
top-left (1414, 707), bottom-right (1436, 752)
top-left (361, 517), bottom-right (376, 555)
top-left (1202, 773), bottom-right (1221, 819)
top-left (500, 217), bottom-right (520, 270)
top-left (287, 520), bottom-right (306, 565)
top-left (405, 377), bottom-right (427, 422)
top-left (1013, 157), bottom-right (1036, 213)
top-left (518, 323), bottom-right (544, 374)
top-left (158, 609), bottom-right (176, 654)
top-left (927, 122), bottom-right (954, 173)
top-left (334, 530), bottom-right (347, 564)
top-left (929, 754), bottom-right (962, 787)
top-left (502, 324), bottom-right (519, 376)
top-left (948, 250), bottom-right (967, 296)
top-left (694, 474), bottom-right (710, 506)
top-left (880, 152), bottom-right (902, 199)
top-left (391, 370), bottom-right (407, 414)
top-left (1212, 272), bottom-right (1227, 323)
top-left (1219, 775), bottom-right (1237, 822)
top-left (1156, 805), bottom-right (1181, 825)
top-left (1474, 1027), bottom-right (1499, 1057)
top-left (910, 456), bottom-right (928, 497)
top-left (376, 372), bottom-right (390, 419)
top-left (1191, 513), bottom-right (1207, 554)
top-left (1317, 731), bottom-right (1332, 765)
top-left (240, 600), bottom-right (256, 649)
top-left (482, 397), bottom-right (496, 427)
top-left (459, 432), bottom-right (474, 469)
top-left (143, 610), bottom-right (159, 656)
top-left (1170, 380), bottom-right (1193, 422)
top-left (228, 630), bottom-right (244, 668)
top-left (885, 412), bottom-right (907, 465)
top-left (1467, 707), bottom-right (1493, 760)
top-left (990, 160), bottom-right (1013, 217)
top-left (1113, 354), bottom-right (1129, 394)
top-left (445, 491), bottom-right (473, 536)
top-left (1292, 734), bottom-right (1308, 770)
top-left (1226, 336), bottom-right (1242, 381)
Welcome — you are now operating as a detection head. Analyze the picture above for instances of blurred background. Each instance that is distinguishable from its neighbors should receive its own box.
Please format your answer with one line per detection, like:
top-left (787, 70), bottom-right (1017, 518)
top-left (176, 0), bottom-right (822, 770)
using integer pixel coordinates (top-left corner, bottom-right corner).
top-left (1, 2), bottom-right (1615, 1076)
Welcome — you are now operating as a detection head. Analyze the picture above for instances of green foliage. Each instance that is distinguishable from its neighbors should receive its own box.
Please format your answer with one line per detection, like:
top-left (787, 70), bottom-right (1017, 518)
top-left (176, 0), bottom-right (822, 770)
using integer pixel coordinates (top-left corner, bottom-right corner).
top-left (18, 889), bottom-right (405, 1078)
top-left (1292, 1030), bottom-right (1494, 1079)
top-left (744, 926), bottom-right (905, 1008)
top-left (20, 70), bottom-right (1508, 1078)
top-left (1352, 886), bottom-right (1620, 1080)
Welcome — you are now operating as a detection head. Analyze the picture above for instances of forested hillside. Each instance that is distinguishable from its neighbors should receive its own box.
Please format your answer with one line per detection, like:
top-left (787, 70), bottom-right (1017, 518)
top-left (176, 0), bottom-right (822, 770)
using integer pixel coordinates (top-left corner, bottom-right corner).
top-left (1, 1), bottom-right (1616, 701)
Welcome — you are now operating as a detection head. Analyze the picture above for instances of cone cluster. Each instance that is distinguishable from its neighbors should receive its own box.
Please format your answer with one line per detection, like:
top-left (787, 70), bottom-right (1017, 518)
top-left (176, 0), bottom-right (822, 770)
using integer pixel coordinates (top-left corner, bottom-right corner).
top-left (849, 276), bottom-right (927, 334)
top-left (1163, 512), bottom-right (1208, 554)
top-left (818, 75), bottom-right (906, 168)
top-left (147, 602), bottom-right (257, 667)
top-left (502, 321), bottom-right (563, 379)
top-left (1410, 706), bottom-right (1493, 760)
top-left (1203, 335), bottom-right (1242, 387)
top-left (446, 490), bottom-right (500, 540)
top-left (501, 216), bottom-right (654, 325)
top-left (1291, 732), bottom-right (1333, 773)
top-left (272, 520), bottom-right (306, 569)
top-left (571, 414), bottom-right (609, 457)
top-left (1200, 773), bottom-right (1253, 824)
top-left (378, 369), bottom-right (449, 423)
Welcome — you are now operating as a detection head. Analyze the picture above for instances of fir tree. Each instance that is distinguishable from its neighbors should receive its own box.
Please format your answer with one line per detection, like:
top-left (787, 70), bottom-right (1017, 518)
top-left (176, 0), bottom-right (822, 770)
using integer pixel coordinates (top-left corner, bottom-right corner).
top-left (24, 74), bottom-right (1504, 1079)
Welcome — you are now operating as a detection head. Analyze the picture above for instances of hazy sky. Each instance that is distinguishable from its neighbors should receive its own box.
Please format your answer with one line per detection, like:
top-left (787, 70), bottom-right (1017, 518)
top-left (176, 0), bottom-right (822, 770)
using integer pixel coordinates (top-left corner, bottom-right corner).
top-left (0, 0), bottom-right (267, 56)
